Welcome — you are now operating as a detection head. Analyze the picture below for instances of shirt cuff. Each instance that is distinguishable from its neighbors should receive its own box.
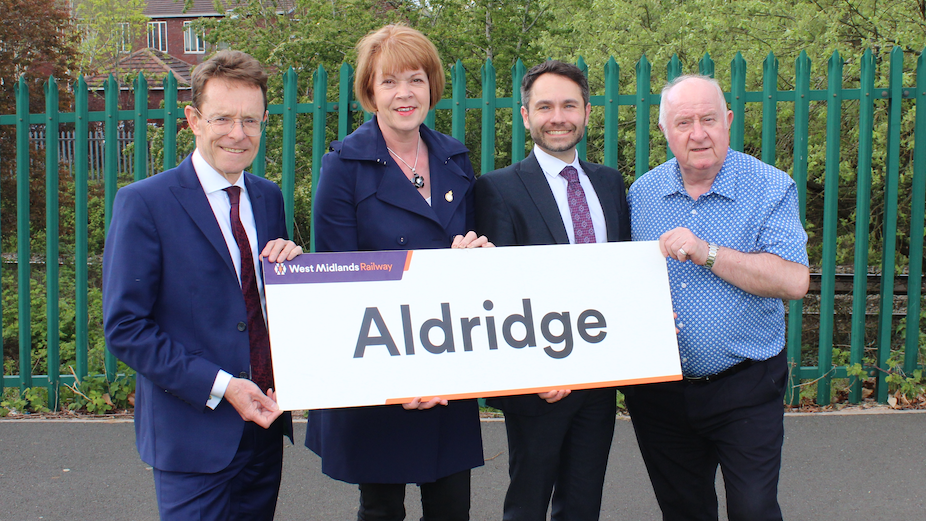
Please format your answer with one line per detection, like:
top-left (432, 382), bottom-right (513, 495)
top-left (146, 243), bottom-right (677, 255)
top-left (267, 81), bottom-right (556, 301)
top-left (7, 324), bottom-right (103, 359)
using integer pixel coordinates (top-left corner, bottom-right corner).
top-left (206, 370), bottom-right (233, 410)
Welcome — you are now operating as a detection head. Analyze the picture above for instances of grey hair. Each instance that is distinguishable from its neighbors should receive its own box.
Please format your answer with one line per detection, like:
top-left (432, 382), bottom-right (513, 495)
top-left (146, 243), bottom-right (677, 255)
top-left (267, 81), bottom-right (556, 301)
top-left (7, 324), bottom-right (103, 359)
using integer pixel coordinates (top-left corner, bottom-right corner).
top-left (658, 74), bottom-right (727, 128)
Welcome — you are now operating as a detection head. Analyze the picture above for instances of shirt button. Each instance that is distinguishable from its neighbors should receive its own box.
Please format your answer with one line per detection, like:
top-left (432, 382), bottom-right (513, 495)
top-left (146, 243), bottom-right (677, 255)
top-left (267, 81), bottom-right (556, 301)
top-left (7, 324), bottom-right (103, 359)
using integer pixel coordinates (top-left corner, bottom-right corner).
top-left (237, 322), bottom-right (247, 331)
top-left (681, 357), bottom-right (688, 363)
top-left (681, 282), bottom-right (687, 288)
top-left (397, 236), bottom-right (407, 245)
top-left (691, 209), bottom-right (697, 215)
top-left (239, 372), bottom-right (249, 379)
top-left (677, 322), bottom-right (684, 328)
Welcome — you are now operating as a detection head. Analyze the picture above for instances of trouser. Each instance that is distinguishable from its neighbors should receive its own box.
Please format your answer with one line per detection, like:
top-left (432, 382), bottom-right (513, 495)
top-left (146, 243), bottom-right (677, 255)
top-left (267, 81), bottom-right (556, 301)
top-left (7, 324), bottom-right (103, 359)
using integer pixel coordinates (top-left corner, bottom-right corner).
top-left (357, 468), bottom-right (471, 521)
top-left (153, 418), bottom-right (286, 521)
top-left (623, 348), bottom-right (788, 521)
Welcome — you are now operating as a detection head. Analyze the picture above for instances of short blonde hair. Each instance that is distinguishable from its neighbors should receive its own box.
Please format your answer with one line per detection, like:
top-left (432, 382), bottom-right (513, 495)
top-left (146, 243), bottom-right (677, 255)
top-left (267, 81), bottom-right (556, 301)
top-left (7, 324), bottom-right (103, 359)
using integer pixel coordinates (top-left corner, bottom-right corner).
top-left (354, 25), bottom-right (445, 113)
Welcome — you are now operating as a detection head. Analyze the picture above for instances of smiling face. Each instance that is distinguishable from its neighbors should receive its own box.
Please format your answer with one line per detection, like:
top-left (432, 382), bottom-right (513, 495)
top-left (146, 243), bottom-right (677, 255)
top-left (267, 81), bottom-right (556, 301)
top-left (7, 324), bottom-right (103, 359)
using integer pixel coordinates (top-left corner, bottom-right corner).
top-left (372, 66), bottom-right (430, 139)
top-left (185, 78), bottom-right (267, 183)
top-left (660, 77), bottom-right (734, 180)
top-left (521, 72), bottom-right (591, 163)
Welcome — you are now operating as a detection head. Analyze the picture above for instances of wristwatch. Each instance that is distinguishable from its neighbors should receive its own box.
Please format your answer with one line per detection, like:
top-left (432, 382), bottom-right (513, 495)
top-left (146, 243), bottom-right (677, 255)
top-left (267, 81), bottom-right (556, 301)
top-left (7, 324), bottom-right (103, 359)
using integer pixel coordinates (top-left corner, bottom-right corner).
top-left (705, 243), bottom-right (719, 270)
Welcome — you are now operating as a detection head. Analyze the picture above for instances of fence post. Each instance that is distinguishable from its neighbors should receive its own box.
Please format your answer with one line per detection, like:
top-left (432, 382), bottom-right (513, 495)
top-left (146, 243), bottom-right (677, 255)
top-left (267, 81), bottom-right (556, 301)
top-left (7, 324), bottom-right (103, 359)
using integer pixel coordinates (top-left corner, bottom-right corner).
top-left (816, 50), bottom-right (844, 405)
top-left (134, 73), bottom-right (148, 181)
top-left (906, 50), bottom-right (926, 375)
top-left (75, 76), bottom-right (89, 382)
top-left (730, 52), bottom-right (746, 152)
top-left (875, 47), bottom-right (906, 402)
top-left (849, 48), bottom-right (876, 403)
top-left (338, 63), bottom-right (354, 141)
top-left (511, 59), bottom-right (526, 163)
top-left (665, 55), bottom-right (682, 162)
top-left (576, 57), bottom-right (588, 162)
top-left (103, 74), bottom-right (119, 380)
top-left (16, 76), bottom-right (32, 392)
top-left (45, 77), bottom-right (61, 409)
top-left (311, 65), bottom-right (329, 254)
top-left (786, 51), bottom-right (812, 405)
top-left (481, 59), bottom-right (497, 175)
top-left (634, 55), bottom-right (651, 180)
top-left (281, 67), bottom-right (298, 240)
top-left (163, 73), bottom-right (178, 171)
top-left (603, 56), bottom-right (619, 170)
top-left (452, 60), bottom-right (466, 143)
top-left (699, 52), bottom-right (715, 78)
top-left (761, 52), bottom-right (779, 166)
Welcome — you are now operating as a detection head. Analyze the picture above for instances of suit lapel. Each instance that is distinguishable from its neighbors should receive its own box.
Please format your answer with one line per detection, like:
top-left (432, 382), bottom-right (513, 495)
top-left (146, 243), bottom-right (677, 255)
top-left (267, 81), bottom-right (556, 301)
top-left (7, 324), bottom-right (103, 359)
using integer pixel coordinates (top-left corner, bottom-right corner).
top-left (582, 161), bottom-right (622, 242)
top-left (517, 153), bottom-right (570, 244)
top-left (169, 157), bottom-right (237, 279)
top-left (244, 175), bottom-right (270, 248)
top-left (428, 151), bottom-right (470, 231)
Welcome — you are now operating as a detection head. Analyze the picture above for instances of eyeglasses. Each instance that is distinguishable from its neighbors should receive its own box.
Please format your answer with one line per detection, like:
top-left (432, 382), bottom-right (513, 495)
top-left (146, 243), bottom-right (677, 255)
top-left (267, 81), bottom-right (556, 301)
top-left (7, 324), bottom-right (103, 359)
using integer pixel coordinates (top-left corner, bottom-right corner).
top-left (192, 107), bottom-right (266, 137)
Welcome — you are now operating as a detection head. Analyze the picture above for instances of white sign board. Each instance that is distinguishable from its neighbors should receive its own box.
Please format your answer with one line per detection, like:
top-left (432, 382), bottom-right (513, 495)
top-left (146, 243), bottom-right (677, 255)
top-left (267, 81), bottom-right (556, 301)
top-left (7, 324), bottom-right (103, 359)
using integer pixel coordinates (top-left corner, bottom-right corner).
top-left (263, 241), bottom-right (681, 410)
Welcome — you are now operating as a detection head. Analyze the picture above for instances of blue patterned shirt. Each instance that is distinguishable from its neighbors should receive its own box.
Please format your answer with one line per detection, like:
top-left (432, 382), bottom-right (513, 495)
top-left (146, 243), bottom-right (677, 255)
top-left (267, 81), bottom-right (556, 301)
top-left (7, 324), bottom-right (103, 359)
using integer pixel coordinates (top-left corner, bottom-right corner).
top-left (627, 149), bottom-right (809, 376)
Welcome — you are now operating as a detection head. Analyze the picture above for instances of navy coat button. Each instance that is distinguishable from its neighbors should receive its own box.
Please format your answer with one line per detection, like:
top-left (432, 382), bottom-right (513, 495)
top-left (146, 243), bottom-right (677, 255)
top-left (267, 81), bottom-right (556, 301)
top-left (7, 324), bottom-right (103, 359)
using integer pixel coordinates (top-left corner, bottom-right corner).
top-left (397, 236), bottom-right (407, 245)
top-left (237, 321), bottom-right (247, 331)
top-left (238, 372), bottom-right (249, 379)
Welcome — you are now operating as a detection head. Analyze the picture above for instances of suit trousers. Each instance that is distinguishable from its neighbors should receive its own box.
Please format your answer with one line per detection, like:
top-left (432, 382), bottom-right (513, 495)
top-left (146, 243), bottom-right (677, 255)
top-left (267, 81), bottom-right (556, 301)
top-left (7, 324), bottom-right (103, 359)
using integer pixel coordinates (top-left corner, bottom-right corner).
top-left (153, 417), bottom-right (286, 521)
top-left (357, 469), bottom-right (471, 521)
top-left (501, 388), bottom-right (617, 521)
top-left (623, 348), bottom-right (788, 521)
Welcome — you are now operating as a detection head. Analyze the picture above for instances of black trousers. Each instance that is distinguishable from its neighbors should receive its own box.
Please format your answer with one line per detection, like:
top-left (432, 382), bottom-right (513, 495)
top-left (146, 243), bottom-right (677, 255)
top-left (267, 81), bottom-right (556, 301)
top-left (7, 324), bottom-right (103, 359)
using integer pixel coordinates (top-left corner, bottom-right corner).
top-left (501, 388), bottom-right (617, 521)
top-left (357, 469), bottom-right (471, 521)
top-left (623, 349), bottom-right (788, 521)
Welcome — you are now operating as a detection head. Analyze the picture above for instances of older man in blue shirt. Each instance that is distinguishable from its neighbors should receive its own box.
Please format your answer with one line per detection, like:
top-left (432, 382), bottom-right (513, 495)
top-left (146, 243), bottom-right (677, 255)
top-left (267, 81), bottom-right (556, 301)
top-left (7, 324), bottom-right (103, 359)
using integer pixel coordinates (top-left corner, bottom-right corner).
top-left (625, 74), bottom-right (809, 521)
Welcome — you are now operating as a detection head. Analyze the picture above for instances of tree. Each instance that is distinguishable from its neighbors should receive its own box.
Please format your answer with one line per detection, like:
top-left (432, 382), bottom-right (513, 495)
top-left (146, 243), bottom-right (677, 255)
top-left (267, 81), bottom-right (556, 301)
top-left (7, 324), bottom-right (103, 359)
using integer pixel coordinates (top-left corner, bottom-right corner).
top-left (71, 0), bottom-right (148, 76)
top-left (1, 0), bottom-right (79, 239)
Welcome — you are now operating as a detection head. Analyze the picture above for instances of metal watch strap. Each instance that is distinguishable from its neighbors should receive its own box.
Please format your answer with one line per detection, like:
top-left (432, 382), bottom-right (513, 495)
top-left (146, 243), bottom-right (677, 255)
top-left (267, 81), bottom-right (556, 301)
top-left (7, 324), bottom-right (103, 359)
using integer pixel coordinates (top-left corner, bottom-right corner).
top-left (705, 243), bottom-right (719, 270)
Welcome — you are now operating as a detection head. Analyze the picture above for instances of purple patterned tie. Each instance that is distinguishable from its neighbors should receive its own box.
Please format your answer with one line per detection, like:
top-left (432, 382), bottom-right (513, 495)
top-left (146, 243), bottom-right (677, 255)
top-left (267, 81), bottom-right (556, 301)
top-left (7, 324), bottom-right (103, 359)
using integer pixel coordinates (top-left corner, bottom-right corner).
top-left (561, 166), bottom-right (596, 244)
top-left (224, 186), bottom-right (274, 393)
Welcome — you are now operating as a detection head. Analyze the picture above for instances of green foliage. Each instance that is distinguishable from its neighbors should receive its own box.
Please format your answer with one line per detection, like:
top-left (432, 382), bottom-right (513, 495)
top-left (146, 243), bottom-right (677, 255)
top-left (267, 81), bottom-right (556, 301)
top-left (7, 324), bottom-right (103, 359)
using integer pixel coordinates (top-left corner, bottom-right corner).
top-left (65, 373), bottom-right (135, 414)
top-left (71, 0), bottom-right (148, 76)
top-left (1, 386), bottom-right (51, 414)
top-left (883, 350), bottom-right (926, 401)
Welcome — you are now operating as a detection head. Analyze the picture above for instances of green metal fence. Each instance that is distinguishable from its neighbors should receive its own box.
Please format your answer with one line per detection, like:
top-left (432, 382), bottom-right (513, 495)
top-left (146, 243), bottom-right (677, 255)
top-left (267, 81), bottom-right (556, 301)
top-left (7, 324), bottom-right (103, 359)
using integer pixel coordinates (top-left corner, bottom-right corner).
top-left (1, 48), bottom-right (924, 409)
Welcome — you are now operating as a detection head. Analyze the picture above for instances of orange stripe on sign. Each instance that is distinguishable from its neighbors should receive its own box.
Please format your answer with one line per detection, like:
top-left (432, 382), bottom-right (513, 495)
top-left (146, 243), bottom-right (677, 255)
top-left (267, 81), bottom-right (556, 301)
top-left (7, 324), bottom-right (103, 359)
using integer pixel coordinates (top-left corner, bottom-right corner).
top-left (383, 374), bottom-right (683, 405)
top-left (404, 251), bottom-right (413, 271)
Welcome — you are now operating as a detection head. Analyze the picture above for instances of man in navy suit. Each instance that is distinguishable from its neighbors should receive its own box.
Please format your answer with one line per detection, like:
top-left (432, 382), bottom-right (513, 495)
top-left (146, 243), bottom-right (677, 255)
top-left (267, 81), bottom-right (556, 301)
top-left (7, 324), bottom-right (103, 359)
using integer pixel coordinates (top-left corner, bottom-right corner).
top-left (103, 50), bottom-right (302, 520)
top-left (474, 60), bottom-right (631, 521)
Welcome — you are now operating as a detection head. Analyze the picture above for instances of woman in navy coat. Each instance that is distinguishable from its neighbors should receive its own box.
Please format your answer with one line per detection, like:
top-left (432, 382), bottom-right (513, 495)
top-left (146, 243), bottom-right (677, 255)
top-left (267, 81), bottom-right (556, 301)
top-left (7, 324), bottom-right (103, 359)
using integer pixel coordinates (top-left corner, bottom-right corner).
top-left (306, 25), bottom-right (489, 520)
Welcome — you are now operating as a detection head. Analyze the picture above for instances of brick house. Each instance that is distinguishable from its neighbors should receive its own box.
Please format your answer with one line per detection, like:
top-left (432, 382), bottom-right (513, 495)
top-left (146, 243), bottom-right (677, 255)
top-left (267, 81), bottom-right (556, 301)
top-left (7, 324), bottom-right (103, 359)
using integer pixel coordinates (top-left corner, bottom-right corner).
top-left (85, 0), bottom-right (292, 110)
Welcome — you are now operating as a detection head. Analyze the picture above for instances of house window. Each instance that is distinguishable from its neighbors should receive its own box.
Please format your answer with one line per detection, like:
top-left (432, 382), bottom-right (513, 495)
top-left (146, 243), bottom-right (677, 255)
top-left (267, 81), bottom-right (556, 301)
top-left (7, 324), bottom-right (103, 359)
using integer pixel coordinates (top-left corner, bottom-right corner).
top-left (183, 21), bottom-right (205, 54)
top-left (114, 23), bottom-right (130, 54)
top-left (147, 21), bottom-right (168, 52)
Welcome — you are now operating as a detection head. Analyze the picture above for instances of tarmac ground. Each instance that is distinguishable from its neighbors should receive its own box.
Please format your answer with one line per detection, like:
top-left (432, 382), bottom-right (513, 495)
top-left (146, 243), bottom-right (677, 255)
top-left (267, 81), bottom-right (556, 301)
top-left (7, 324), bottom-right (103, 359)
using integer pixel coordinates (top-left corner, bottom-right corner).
top-left (1, 410), bottom-right (924, 520)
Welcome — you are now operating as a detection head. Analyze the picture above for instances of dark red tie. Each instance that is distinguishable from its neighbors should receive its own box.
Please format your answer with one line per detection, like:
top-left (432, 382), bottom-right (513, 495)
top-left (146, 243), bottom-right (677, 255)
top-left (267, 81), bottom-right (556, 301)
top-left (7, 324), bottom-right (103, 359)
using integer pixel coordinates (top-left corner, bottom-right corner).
top-left (224, 186), bottom-right (273, 393)
top-left (561, 166), bottom-right (597, 244)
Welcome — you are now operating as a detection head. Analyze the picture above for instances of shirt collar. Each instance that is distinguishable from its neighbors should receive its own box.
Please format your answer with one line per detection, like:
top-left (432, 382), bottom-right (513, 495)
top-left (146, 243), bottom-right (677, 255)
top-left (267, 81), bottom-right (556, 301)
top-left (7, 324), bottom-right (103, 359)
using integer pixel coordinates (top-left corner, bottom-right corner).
top-left (533, 144), bottom-right (583, 181)
top-left (658, 148), bottom-right (738, 201)
top-left (192, 148), bottom-right (247, 196)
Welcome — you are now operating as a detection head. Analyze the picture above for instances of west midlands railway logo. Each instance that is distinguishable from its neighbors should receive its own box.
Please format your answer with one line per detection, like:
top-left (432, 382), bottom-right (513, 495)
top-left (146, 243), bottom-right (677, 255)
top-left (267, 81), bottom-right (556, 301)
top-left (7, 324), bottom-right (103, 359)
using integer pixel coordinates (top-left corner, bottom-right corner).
top-left (274, 263), bottom-right (286, 276)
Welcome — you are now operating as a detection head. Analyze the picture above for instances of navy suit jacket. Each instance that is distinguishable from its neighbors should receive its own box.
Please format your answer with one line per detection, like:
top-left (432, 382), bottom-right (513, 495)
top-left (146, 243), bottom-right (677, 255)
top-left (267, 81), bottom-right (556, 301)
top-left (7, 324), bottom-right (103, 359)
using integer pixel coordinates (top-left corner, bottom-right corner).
top-left (305, 118), bottom-right (484, 484)
top-left (103, 155), bottom-right (292, 474)
top-left (474, 151), bottom-right (631, 415)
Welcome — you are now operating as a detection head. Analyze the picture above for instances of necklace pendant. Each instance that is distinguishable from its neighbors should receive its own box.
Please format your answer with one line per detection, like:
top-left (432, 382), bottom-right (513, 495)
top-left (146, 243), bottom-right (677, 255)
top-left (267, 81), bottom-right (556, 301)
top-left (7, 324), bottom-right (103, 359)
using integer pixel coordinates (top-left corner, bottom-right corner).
top-left (412, 173), bottom-right (425, 189)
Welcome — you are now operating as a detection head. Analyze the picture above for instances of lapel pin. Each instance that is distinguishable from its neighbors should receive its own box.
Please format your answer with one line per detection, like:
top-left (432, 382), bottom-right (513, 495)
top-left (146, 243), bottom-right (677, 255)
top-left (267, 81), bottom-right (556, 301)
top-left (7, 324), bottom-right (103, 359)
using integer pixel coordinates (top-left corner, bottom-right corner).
top-left (445, 190), bottom-right (453, 202)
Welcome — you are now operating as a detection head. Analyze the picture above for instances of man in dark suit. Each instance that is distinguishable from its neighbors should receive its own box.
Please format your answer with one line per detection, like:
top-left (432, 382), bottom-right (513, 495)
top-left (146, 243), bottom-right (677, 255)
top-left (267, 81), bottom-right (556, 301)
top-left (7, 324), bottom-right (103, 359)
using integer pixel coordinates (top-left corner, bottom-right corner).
top-left (474, 60), bottom-right (631, 521)
top-left (103, 50), bottom-right (302, 520)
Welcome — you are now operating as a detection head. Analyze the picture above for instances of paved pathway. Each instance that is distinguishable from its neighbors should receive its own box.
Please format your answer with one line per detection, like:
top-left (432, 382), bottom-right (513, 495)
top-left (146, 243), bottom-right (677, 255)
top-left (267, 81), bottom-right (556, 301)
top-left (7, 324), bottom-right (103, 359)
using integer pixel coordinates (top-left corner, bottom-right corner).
top-left (1, 411), bottom-right (924, 520)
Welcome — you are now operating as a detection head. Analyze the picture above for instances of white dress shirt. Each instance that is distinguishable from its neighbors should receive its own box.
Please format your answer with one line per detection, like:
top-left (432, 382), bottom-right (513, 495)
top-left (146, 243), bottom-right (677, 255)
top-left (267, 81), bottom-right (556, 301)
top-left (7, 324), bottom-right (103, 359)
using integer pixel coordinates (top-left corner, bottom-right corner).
top-left (192, 149), bottom-right (264, 408)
